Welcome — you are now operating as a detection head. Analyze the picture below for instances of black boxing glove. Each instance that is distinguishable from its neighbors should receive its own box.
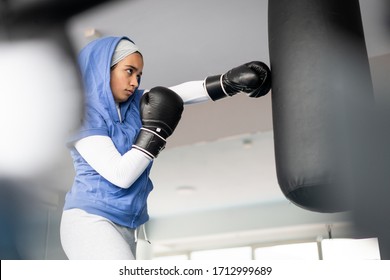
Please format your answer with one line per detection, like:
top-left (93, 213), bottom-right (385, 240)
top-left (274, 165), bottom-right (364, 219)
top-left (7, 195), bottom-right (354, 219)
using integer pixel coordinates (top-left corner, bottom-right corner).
top-left (133, 86), bottom-right (184, 159)
top-left (204, 61), bottom-right (271, 101)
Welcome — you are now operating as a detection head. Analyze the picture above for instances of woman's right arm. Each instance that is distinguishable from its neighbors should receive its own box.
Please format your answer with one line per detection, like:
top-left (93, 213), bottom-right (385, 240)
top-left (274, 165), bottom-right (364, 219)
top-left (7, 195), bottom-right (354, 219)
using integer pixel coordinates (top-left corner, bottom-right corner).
top-left (75, 135), bottom-right (152, 189)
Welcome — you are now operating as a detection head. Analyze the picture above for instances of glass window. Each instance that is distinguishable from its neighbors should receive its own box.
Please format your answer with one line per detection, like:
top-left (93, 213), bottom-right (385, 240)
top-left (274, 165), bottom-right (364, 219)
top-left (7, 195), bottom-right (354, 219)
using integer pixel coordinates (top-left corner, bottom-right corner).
top-left (190, 246), bottom-right (252, 260)
top-left (321, 238), bottom-right (380, 260)
top-left (255, 242), bottom-right (319, 260)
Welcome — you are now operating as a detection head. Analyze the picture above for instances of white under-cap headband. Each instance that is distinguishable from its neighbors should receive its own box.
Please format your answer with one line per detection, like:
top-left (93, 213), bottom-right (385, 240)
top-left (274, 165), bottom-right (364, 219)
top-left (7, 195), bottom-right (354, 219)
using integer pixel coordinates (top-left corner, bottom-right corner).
top-left (111, 39), bottom-right (141, 67)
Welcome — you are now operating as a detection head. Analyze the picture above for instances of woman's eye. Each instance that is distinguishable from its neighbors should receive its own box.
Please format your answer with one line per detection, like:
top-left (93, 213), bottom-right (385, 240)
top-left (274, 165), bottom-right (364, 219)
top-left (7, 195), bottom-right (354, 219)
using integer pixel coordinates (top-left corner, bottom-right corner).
top-left (126, 69), bottom-right (133, 75)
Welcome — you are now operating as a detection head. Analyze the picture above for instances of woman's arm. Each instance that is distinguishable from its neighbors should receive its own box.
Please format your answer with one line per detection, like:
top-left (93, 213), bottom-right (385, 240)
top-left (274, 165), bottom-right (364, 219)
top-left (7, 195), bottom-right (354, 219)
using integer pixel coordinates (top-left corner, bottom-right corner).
top-left (144, 81), bottom-right (211, 105)
top-left (75, 135), bottom-right (151, 189)
top-left (168, 81), bottom-right (211, 104)
top-left (143, 61), bottom-right (271, 105)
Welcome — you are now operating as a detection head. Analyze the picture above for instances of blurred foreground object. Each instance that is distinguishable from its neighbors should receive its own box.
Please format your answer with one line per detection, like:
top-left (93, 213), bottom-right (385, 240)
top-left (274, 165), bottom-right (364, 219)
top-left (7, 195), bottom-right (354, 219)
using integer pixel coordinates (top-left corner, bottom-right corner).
top-left (0, 0), bottom-right (118, 259)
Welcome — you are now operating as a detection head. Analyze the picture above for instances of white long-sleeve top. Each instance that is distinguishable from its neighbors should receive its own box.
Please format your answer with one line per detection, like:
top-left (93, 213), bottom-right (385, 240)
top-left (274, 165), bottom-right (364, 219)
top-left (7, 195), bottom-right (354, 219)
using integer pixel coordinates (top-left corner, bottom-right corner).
top-left (74, 81), bottom-right (210, 189)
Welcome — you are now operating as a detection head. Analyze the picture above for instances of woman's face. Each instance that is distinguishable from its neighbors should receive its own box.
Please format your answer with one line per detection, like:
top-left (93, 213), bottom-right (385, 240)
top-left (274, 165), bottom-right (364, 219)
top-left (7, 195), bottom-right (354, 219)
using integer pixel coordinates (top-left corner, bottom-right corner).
top-left (110, 52), bottom-right (144, 103)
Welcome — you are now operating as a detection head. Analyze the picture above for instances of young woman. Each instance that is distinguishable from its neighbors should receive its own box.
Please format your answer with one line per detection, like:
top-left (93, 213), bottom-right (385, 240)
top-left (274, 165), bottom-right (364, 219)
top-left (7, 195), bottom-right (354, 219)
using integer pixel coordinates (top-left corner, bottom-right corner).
top-left (60, 36), bottom-right (271, 259)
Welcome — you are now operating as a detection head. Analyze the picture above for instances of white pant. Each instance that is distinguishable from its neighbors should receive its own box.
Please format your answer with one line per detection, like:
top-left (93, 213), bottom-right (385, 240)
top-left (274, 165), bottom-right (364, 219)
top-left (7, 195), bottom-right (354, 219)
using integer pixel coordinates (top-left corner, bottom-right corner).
top-left (60, 208), bottom-right (137, 260)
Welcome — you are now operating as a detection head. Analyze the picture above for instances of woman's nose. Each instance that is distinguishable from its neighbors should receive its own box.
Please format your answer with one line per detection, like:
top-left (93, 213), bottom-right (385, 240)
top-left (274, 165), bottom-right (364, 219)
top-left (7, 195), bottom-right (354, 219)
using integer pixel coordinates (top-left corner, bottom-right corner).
top-left (130, 76), bottom-right (139, 87)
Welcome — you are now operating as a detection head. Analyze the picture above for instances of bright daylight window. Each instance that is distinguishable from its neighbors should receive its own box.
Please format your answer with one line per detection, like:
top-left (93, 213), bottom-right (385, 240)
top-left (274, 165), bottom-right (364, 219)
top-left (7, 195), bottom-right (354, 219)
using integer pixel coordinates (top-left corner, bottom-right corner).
top-left (321, 238), bottom-right (380, 260)
top-left (190, 246), bottom-right (252, 260)
top-left (255, 242), bottom-right (319, 260)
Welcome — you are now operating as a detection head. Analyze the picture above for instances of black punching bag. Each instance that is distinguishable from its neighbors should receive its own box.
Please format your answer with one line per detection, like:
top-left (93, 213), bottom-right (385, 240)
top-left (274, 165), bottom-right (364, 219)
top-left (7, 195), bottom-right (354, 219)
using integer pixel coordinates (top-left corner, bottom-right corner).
top-left (268, 0), bottom-right (374, 212)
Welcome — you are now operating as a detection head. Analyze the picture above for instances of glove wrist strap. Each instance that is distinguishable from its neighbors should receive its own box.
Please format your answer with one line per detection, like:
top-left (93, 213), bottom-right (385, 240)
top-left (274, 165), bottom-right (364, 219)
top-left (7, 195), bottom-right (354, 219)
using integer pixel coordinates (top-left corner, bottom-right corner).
top-left (132, 128), bottom-right (166, 159)
top-left (204, 75), bottom-right (230, 101)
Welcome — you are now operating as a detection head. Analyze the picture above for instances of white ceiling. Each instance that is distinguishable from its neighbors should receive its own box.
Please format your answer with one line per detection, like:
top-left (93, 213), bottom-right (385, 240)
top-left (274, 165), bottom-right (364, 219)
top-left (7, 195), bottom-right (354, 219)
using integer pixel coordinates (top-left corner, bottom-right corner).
top-left (48, 0), bottom-right (390, 219)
